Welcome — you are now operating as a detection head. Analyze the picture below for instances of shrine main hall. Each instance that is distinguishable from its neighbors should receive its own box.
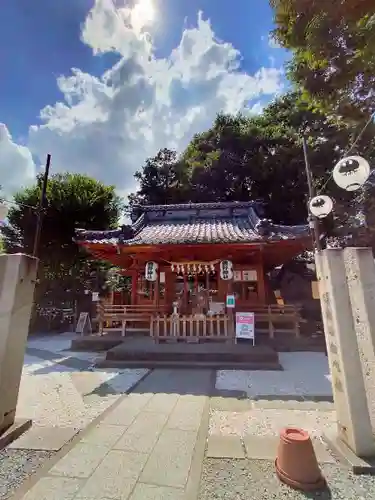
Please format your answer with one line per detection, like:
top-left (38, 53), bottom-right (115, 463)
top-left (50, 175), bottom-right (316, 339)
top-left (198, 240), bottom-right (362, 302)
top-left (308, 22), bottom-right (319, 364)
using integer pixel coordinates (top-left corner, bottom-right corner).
top-left (75, 201), bottom-right (311, 344)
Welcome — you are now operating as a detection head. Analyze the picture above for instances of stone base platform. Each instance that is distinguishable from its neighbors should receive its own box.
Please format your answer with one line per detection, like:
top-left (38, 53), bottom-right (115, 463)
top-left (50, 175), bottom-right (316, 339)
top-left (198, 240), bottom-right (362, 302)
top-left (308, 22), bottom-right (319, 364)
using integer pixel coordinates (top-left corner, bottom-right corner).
top-left (91, 337), bottom-right (282, 370)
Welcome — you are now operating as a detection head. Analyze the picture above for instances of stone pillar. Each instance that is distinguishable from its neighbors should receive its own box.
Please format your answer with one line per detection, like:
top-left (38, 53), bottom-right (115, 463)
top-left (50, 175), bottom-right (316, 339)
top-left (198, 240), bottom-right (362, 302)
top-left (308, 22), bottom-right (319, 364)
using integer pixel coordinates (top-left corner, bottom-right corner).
top-left (316, 249), bottom-right (375, 457)
top-left (344, 247), bottom-right (375, 431)
top-left (0, 254), bottom-right (38, 433)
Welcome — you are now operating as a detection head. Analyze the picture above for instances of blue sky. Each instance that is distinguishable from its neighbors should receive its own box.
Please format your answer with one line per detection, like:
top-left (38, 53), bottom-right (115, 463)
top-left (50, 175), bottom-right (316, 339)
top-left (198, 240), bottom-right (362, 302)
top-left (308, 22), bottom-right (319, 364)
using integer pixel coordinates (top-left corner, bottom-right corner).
top-left (0, 0), bottom-right (289, 196)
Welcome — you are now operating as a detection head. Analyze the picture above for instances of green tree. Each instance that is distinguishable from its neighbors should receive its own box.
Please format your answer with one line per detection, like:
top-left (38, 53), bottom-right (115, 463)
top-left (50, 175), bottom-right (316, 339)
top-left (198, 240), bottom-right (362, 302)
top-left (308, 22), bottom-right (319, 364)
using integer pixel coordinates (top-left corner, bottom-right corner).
top-left (129, 93), bottom-right (375, 246)
top-left (270, 0), bottom-right (375, 120)
top-left (1, 173), bottom-right (123, 329)
top-left (128, 148), bottom-right (190, 209)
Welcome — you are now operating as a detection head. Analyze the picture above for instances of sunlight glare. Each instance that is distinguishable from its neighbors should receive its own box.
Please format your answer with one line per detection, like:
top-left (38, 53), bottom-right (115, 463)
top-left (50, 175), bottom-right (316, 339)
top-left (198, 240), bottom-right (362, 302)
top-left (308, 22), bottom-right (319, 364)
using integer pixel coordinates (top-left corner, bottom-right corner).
top-left (131, 0), bottom-right (156, 34)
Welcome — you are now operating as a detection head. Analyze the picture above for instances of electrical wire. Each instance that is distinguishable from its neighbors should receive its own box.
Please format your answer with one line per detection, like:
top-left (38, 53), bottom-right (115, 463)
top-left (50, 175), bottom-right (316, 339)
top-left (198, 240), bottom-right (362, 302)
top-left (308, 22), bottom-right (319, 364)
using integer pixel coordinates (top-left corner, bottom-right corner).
top-left (317, 110), bottom-right (375, 196)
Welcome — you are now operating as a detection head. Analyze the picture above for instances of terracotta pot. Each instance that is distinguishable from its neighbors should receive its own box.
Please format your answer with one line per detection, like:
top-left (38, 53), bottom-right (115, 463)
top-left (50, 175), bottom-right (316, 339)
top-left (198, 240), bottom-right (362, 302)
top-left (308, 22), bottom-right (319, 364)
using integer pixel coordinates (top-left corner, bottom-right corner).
top-left (275, 427), bottom-right (326, 491)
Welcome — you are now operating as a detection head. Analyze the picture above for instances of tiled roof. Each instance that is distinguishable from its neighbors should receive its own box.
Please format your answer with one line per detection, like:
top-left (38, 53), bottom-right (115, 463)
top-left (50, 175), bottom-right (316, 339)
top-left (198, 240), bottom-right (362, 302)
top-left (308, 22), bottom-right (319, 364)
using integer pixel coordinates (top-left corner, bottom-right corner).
top-left (75, 201), bottom-right (310, 246)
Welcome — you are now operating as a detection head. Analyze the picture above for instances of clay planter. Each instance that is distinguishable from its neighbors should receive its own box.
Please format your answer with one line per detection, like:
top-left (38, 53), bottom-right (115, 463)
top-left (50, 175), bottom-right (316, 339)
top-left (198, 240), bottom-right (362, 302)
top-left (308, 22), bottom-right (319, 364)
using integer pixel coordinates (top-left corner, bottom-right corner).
top-left (275, 427), bottom-right (326, 491)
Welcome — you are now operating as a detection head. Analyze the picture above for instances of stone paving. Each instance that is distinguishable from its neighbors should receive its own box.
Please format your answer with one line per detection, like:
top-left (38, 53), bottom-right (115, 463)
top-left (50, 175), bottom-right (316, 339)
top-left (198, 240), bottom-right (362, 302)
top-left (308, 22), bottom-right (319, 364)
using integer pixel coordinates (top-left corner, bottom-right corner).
top-left (216, 352), bottom-right (333, 399)
top-left (17, 369), bottom-right (213, 500)
top-left (16, 334), bottom-right (148, 432)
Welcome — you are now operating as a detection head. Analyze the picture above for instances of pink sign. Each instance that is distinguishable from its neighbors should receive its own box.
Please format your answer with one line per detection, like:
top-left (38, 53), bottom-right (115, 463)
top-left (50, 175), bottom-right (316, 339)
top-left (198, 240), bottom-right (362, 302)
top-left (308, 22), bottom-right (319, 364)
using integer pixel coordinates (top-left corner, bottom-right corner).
top-left (235, 312), bottom-right (255, 341)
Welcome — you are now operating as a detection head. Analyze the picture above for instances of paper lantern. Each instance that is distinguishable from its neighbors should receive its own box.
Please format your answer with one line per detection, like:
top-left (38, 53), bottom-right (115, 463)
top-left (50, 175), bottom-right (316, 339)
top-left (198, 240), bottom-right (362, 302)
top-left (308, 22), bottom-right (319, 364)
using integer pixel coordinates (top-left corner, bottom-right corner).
top-left (333, 156), bottom-right (370, 191)
top-left (309, 195), bottom-right (333, 219)
top-left (145, 261), bottom-right (158, 281)
top-left (220, 260), bottom-right (233, 280)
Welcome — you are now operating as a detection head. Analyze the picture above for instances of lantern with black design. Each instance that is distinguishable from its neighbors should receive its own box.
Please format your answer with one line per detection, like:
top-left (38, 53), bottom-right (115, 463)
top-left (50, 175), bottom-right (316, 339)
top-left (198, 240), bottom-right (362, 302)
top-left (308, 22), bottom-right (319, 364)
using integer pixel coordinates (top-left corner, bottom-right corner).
top-left (333, 156), bottom-right (371, 192)
top-left (220, 260), bottom-right (233, 281)
top-left (145, 261), bottom-right (158, 282)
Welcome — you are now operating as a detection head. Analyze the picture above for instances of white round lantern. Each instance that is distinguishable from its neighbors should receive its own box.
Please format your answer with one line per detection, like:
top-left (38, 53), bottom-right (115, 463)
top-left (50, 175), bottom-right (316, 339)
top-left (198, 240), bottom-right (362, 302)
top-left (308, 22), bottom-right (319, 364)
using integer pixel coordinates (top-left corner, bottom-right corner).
top-left (333, 156), bottom-right (371, 191)
top-left (0, 202), bottom-right (9, 221)
top-left (309, 195), bottom-right (333, 219)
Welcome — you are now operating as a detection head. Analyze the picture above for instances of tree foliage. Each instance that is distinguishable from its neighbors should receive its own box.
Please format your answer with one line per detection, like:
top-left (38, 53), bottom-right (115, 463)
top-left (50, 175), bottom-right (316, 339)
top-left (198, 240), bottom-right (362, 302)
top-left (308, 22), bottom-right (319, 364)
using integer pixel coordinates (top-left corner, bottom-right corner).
top-left (270, 0), bottom-right (375, 120)
top-left (130, 93), bottom-right (375, 241)
top-left (1, 173), bottom-right (123, 320)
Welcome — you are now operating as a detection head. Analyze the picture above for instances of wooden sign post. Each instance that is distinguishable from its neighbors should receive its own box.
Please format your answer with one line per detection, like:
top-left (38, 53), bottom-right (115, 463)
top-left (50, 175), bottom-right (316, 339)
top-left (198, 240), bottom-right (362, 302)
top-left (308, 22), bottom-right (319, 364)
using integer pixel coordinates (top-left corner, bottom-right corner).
top-left (75, 312), bottom-right (92, 336)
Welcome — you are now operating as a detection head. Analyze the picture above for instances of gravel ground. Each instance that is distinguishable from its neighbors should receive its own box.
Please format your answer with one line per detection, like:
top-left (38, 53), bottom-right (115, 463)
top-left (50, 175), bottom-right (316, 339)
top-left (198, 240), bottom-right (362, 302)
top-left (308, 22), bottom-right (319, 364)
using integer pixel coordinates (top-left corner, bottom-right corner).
top-left (199, 459), bottom-right (375, 500)
top-left (0, 448), bottom-right (55, 499)
top-left (209, 407), bottom-right (337, 438)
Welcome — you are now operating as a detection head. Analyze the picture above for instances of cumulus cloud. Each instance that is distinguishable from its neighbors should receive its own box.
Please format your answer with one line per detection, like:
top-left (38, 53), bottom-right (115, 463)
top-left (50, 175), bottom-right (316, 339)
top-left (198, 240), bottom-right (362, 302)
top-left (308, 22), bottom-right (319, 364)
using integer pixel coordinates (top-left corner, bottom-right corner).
top-left (4, 0), bottom-right (284, 197)
top-left (0, 124), bottom-right (36, 196)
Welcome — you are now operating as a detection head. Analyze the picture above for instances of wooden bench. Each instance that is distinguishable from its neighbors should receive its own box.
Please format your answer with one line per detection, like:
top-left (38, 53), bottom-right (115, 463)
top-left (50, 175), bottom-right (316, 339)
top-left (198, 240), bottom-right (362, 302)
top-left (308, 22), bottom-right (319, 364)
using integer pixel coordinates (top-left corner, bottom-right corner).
top-left (97, 304), bottom-right (167, 336)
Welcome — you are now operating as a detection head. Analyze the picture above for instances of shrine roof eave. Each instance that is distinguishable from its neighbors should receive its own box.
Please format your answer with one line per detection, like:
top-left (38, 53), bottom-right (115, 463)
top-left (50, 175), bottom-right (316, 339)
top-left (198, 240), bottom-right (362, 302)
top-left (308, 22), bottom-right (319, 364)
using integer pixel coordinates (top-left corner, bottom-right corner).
top-left (78, 237), bottom-right (311, 254)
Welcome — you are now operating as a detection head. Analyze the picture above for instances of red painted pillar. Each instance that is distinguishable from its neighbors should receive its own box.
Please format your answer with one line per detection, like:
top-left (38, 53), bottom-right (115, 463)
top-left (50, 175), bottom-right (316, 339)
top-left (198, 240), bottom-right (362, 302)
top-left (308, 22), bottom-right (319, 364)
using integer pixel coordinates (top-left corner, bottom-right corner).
top-left (131, 271), bottom-right (137, 305)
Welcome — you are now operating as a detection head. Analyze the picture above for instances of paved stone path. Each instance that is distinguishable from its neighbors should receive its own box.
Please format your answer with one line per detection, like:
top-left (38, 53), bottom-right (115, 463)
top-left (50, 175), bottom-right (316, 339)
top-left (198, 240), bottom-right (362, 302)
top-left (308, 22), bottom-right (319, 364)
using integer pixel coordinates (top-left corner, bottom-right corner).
top-left (18, 334), bottom-right (148, 430)
top-left (17, 369), bottom-right (213, 500)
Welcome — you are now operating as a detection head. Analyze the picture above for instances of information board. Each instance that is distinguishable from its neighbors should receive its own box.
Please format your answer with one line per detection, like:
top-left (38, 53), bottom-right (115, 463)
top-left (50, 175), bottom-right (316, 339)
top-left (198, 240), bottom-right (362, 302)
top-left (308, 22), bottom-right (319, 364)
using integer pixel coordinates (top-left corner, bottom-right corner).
top-left (226, 294), bottom-right (236, 308)
top-left (235, 312), bottom-right (255, 344)
top-left (75, 312), bottom-right (92, 336)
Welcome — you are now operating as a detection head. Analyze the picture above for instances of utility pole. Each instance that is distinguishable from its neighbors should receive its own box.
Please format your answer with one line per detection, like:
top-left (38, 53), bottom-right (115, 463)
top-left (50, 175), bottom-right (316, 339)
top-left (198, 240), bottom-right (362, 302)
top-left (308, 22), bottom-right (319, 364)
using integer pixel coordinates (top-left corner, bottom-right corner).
top-left (33, 154), bottom-right (51, 258)
top-left (302, 134), bottom-right (322, 252)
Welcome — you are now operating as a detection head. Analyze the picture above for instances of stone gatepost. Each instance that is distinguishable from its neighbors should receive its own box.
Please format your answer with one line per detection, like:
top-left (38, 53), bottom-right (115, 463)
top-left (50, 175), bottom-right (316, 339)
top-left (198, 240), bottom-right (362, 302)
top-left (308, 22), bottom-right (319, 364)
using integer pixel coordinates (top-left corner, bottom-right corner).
top-left (344, 247), bottom-right (375, 431)
top-left (0, 254), bottom-right (38, 434)
top-left (316, 249), bottom-right (375, 458)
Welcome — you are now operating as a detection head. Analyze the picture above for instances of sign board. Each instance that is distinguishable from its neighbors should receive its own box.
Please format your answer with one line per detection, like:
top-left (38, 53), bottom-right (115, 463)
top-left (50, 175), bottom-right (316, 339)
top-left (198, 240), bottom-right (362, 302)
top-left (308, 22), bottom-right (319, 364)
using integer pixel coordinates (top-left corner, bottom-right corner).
top-left (235, 312), bottom-right (255, 344)
top-left (92, 292), bottom-right (99, 302)
top-left (209, 302), bottom-right (225, 315)
top-left (226, 294), bottom-right (235, 308)
top-left (75, 312), bottom-right (92, 336)
top-left (242, 270), bottom-right (257, 282)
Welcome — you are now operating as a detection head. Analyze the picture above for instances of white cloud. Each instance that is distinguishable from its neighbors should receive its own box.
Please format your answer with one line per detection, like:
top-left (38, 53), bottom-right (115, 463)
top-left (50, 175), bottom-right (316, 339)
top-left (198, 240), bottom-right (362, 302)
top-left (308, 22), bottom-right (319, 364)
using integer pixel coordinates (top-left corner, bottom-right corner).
top-left (0, 124), bottom-right (36, 196)
top-left (3, 0), bottom-right (284, 197)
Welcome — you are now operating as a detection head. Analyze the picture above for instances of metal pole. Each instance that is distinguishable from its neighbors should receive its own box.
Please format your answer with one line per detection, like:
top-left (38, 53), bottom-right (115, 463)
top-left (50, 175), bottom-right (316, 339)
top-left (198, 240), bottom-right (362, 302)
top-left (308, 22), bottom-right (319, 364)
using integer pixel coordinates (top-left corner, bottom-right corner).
top-left (32, 154), bottom-right (51, 258)
top-left (302, 135), bottom-right (322, 252)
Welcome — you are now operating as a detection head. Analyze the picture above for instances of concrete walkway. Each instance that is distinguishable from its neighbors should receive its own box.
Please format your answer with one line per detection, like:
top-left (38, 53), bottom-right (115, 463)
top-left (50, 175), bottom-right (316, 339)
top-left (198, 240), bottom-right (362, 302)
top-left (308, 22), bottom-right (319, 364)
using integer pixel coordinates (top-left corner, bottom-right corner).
top-left (16, 369), bottom-right (213, 500)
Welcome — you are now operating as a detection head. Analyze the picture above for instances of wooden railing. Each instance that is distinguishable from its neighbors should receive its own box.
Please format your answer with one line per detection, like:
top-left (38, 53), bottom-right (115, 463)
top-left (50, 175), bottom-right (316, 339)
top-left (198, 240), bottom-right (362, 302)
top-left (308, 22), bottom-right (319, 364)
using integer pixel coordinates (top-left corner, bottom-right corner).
top-left (95, 302), bottom-right (302, 340)
top-left (250, 305), bottom-right (301, 338)
top-left (150, 314), bottom-right (234, 343)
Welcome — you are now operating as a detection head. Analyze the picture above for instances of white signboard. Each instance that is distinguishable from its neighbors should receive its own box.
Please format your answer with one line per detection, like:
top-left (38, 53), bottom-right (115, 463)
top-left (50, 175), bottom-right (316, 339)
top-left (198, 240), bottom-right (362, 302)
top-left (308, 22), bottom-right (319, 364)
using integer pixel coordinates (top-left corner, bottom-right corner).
top-left (75, 312), bottom-right (92, 336)
top-left (235, 312), bottom-right (255, 344)
top-left (92, 292), bottom-right (99, 302)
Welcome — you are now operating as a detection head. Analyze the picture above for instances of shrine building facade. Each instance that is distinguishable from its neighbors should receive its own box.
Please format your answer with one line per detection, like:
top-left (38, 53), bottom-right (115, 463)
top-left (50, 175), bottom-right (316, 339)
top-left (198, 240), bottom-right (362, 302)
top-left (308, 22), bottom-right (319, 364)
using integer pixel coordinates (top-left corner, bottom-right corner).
top-left (75, 201), bottom-right (311, 316)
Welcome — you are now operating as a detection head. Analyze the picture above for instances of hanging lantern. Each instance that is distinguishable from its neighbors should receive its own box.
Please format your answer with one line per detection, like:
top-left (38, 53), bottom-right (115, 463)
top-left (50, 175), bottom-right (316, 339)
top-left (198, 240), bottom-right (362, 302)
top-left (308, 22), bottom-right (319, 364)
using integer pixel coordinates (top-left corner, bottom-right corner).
top-left (333, 156), bottom-right (371, 191)
top-left (309, 195), bottom-right (333, 219)
top-left (220, 260), bottom-right (233, 280)
top-left (145, 261), bottom-right (158, 281)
